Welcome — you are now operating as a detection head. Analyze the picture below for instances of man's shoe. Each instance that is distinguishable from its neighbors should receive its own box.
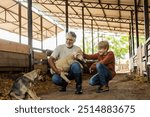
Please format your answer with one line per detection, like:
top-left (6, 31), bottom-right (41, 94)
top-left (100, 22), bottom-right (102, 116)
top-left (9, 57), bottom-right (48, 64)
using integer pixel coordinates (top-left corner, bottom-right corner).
top-left (75, 90), bottom-right (83, 94)
top-left (59, 81), bottom-right (68, 92)
top-left (59, 87), bottom-right (66, 92)
top-left (75, 85), bottom-right (83, 94)
top-left (96, 85), bottom-right (109, 93)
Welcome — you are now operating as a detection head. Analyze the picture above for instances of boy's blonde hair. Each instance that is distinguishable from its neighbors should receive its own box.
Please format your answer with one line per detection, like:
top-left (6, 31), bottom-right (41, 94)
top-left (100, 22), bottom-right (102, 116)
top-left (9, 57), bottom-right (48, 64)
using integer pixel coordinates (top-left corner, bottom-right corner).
top-left (98, 41), bottom-right (109, 50)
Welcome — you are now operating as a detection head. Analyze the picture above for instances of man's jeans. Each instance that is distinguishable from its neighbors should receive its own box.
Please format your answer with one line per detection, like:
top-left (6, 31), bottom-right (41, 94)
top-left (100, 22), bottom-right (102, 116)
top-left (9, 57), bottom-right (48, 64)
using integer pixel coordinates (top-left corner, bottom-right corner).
top-left (89, 63), bottom-right (112, 86)
top-left (52, 62), bottom-right (82, 87)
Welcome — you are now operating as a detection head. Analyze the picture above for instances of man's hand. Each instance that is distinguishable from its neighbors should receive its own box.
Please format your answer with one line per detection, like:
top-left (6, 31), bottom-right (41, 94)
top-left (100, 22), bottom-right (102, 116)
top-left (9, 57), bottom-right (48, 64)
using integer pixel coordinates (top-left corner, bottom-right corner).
top-left (55, 68), bottom-right (63, 75)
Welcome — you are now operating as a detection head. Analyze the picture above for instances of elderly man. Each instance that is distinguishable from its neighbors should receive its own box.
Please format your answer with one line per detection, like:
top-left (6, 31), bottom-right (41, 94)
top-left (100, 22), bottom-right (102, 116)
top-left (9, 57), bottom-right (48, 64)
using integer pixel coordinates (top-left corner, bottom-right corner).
top-left (48, 31), bottom-right (83, 94)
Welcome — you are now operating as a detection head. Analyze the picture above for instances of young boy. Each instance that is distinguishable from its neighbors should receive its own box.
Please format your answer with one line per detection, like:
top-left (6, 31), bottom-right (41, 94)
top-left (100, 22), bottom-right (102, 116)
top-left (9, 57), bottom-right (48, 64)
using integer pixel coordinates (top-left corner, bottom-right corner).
top-left (84, 40), bottom-right (116, 93)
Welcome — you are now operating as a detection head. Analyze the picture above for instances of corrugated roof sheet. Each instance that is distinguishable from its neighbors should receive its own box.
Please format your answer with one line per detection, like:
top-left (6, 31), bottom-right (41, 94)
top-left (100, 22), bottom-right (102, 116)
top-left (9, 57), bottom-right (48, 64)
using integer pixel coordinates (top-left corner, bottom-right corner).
top-left (0, 0), bottom-right (63, 41)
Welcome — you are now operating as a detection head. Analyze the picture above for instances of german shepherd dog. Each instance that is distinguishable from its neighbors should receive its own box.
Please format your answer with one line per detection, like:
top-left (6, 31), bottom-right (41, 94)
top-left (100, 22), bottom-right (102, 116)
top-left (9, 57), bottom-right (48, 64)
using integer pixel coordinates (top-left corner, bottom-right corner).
top-left (9, 69), bottom-right (43, 100)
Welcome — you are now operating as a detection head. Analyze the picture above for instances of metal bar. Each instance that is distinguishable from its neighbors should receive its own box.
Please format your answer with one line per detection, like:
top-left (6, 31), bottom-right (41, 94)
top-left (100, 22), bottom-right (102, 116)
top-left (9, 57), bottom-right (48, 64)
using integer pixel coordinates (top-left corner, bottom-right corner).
top-left (5, 9), bottom-right (6, 22)
top-left (33, 2), bottom-right (64, 23)
top-left (118, 0), bottom-right (121, 18)
top-left (55, 24), bottom-right (58, 46)
top-left (28, 0), bottom-right (32, 46)
top-left (131, 11), bottom-right (135, 55)
top-left (40, 16), bottom-right (43, 49)
top-left (129, 23), bottom-right (132, 57)
top-left (118, 0), bottom-right (121, 29)
top-left (44, 11), bottom-right (144, 25)
top-left (45, 0), bottom-right (77, 29)
top-left (59, 22), bottom-right (144, 33)
top-left (33, 0), bottom-right (147, 12)
top-left (99, 0), bottom-right (110, 30)
top-left (14, 1), bottom-right (62, 39)
top-left (82, 0), bottom-right (98, 27)
top-left (2, 5), bottom-right (52, 36)
top-left (91, 20), bottom-right (94, 54)
top-left (18, 3), bottom-right (21, 43)
top-left (69, 6), bottom-right (81, 27)
top-left (134, 0), bottom-right (139, 48)
top-left (28, 0), bottom-right (33, 71)
top-left (82, 7), bottom-right (85, 53)
top-left (97, 28), bottom-right (99, 43)
top-left (65, 0), bottom-right (69, 33)
top-left (144, 0), bottom-right (149, 40)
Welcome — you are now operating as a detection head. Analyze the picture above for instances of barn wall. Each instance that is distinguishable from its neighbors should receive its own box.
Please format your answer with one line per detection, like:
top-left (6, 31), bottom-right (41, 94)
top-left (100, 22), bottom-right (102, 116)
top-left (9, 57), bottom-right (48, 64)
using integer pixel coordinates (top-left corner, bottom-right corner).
top-left (0, 39), bottom-right (30, 72)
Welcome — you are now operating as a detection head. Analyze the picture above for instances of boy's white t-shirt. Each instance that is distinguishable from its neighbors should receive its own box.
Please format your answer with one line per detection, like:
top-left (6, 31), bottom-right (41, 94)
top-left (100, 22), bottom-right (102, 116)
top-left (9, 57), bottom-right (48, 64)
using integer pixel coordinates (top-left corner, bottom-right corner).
top-left (51, 44), bottom-right (81, 60)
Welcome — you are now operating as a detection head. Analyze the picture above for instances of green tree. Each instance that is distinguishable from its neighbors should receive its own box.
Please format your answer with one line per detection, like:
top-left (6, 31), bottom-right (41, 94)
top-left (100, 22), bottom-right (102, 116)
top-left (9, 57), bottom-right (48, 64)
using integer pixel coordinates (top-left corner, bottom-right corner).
top-left (80, 33), bottom-right (93, 54)
top-left (105, 35), bottom-right (129, 64)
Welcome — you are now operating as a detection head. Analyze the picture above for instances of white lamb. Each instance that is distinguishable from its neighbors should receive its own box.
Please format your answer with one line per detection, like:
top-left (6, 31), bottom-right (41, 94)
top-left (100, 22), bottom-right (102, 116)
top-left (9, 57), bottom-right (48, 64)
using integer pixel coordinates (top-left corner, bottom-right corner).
top-left (51, 49), bottom-right (85, 83)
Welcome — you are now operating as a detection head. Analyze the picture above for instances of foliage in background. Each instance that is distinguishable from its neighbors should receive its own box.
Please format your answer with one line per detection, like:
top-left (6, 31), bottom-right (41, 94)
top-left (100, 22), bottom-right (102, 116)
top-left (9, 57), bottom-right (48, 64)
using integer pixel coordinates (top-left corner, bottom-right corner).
top-left (105, 35), bottom-right (129, 64)
top-left (79, 32), bottom-right (99, 54)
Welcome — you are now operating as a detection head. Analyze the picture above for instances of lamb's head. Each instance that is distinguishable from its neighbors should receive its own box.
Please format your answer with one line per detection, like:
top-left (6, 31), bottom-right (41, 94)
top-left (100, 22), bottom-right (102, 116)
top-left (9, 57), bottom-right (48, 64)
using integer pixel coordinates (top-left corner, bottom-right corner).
top-left (73, 49), bottom-right (86, 63)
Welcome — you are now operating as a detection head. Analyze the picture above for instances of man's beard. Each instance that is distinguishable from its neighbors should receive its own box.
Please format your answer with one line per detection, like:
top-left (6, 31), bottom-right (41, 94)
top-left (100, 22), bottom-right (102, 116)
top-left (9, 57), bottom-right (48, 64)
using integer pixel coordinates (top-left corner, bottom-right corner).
top-left (66, 44), bottom-right (73, 48)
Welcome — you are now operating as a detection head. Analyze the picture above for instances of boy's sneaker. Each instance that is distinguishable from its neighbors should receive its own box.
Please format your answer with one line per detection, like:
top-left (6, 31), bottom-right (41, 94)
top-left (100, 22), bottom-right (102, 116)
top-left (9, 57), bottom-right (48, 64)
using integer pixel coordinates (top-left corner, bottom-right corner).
top-left (96, 85), bottom-right (109, 93)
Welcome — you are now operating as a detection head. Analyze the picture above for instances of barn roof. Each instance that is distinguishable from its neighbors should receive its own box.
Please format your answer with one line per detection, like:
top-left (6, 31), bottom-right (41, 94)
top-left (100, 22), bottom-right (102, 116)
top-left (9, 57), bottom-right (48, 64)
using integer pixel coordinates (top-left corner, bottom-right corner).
top-left (0, 0), bottom-right (63, 41)
top-left (0, 0), bottom-right (149, 40)
top-left (30, 0), bottom-right (150, 34)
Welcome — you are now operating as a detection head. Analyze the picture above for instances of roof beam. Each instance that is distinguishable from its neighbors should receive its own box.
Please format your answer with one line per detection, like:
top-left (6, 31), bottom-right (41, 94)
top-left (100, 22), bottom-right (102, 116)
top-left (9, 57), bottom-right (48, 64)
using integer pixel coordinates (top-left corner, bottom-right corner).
top-left (65, 23), bottom-right (144, 33)
top-left (98, 0), bottom-right (110, 30)
top-left (81, 0), bottom-right (98, 27)
top-left (118, 0), bottom-right (121, 29)
top-left (144, 0), bottom-right (149, 40)
top-left (134, 0), bottom-right (139, 48)
top-left (70, 6), bottom-right (84, 27)
top-left (57, 20), bottom-right (144, 32)
top-left (0, 4), bottom-right (55, 38)
top-left (42, 11), bottom-right (144, 25)
top-left (32, 0), bottom-right (148, 12)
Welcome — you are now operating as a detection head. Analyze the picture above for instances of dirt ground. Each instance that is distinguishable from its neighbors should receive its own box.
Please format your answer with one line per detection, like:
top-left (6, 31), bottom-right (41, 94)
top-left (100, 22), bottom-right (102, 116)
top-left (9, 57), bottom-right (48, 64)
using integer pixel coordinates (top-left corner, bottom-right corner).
top-left (0, 72), bottom-right (150, 100)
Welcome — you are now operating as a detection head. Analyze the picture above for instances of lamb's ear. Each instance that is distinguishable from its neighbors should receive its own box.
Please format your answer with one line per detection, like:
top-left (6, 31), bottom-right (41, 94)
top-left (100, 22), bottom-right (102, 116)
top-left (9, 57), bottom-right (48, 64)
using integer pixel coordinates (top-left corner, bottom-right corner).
top-left (76, 48), bottom-right (81, 52)
top-left (76, 48), bottom-right (83, 54)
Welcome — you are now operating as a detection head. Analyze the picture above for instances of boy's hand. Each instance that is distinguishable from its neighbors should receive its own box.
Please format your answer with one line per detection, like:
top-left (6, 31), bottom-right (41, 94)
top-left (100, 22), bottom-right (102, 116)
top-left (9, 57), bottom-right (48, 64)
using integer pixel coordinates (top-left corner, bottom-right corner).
top-left (89, 67), bottom-right (94, 73)
top-left (89, 62), bottom-right (96, 73)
